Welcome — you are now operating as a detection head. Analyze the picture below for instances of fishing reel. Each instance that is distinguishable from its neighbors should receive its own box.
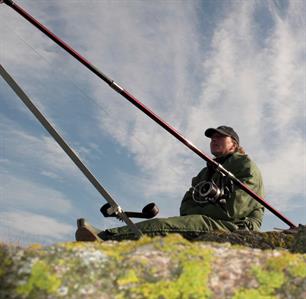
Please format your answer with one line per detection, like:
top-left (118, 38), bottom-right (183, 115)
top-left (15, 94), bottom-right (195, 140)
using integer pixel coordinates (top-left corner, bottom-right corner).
top-left (192, 181), bottom-right (224, 204)
top-left (192, 178), bottom-right (234, 204)
top-left (100, 202), bottom-right (159, 221)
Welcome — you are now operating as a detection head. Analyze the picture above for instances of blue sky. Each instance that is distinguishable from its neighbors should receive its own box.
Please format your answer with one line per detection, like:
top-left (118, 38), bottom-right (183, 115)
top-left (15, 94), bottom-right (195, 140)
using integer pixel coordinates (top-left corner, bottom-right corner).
top-left (0, 0), bottom-right (305, 245)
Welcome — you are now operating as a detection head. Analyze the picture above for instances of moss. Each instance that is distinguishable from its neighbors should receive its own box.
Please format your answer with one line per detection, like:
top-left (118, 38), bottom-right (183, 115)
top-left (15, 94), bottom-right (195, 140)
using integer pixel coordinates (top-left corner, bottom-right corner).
top-left (260, 232), bottom-right (294, 249)
top-left (16, 260), bottom-right (61, 297)
top-left (153, 233), bottom-right (192, 251)
top-left (117, 258), bottom-right (212, 299)
top-left (290, 225), bottom-right (306, 253)
top-left (117, 269), bottom-right (140, 287)
top-left (232, 267), bottom-right (283, 299)
top-left (265, 252), bottom-right (306, 278)
top-left (253, 266), bottom-right (285, 293)
top-left (232, 251), bottom-right (306, 299)
top-left (232, 288), bottom-right (276, 299)
top-left (288, 262), bottom-right (306, 278)
top-left (116, 234), bottom-right (213, 299)
top-left (0, 250), bottom-right (13, 279)
top-left (57, 240), bottom-right (93, 251)
top-left (1, 233), bottom-right (305, 298)
top-left (190, 230), bottom-right (295, 250)
top-left (0, 246), bottom-right (16, 299)
top-left (94, 235), bottom-right (154, 261)
top-left (27, 244), bottom-right (43, 251)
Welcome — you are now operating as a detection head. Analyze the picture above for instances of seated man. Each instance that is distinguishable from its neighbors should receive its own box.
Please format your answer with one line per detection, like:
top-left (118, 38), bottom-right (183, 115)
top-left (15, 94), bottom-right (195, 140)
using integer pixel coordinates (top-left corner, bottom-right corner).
top-left (75, 125), bottom-right (264, 241)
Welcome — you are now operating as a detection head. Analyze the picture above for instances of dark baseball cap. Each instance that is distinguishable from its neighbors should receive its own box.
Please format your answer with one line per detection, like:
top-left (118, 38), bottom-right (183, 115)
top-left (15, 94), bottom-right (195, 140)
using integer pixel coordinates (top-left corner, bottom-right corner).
top-left (205, 125), bottom-right (239, 145)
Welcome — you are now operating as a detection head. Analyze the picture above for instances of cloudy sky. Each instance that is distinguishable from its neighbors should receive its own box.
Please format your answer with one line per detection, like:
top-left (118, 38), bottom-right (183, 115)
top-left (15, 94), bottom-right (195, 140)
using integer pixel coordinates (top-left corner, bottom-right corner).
top-left (0, 0), bottom-right (305, 245)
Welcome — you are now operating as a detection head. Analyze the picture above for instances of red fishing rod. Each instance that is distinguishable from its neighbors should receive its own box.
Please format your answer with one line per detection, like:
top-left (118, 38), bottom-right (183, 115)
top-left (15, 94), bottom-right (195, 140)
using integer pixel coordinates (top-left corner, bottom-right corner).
top-left (2, 0), bottom-right (297, 228)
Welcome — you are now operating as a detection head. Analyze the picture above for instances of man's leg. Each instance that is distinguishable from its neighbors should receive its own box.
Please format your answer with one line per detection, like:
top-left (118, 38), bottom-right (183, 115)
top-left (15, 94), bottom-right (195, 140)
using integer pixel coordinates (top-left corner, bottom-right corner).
top-left (99, 215), bottom-right (239, 240)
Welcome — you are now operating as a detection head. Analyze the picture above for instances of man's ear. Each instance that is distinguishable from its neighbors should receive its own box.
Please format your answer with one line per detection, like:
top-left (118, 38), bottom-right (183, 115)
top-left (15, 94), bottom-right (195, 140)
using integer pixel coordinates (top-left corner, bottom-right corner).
top-left (230, 140), bottom-right (238, 152)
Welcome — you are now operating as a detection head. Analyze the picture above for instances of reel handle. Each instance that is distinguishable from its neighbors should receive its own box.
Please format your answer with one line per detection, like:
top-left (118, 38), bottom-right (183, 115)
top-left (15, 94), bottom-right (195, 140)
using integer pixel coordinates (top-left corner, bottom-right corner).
top-left (100, 202), bottom-right (159, 219)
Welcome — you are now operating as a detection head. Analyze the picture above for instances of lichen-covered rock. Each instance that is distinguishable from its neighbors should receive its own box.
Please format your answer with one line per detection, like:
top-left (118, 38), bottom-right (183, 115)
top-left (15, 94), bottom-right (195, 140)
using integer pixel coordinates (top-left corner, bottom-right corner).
top-left (290, 225), bottom-right (306, 253)
top-left (0, 231), bottom-right (305, 299)
top-left (184, 224), bottom-right (306, 254)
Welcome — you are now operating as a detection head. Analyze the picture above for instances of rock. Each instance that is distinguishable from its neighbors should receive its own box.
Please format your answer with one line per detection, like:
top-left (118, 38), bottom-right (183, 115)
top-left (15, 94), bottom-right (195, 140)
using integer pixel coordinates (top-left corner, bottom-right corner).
top-left (290, 225), bottom-right (306, 253)
top-left (0, 232), bottom-right (305, 299)
top-left (185, 225), bottom-right (306, 254)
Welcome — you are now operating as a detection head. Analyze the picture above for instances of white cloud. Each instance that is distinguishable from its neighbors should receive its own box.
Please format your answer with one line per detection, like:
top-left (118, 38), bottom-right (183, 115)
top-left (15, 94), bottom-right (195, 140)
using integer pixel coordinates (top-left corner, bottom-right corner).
top-left (40, 170), bottom-right (62, 180)
top-left (0, 173), bottom-right (72, 213)
top-left (0, 117), bottom-right (82, 179)
top-left (0, 211), bottom-right (74, 244)
top-left (0, 2), bottom-right (59, 85)
top-left (259, 134), bottom-right (305, 211)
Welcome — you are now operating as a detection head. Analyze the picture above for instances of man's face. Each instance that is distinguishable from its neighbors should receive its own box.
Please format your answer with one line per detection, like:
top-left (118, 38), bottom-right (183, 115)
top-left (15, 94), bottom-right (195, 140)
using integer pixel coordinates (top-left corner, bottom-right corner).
top-left (210, 132), bottom-right (236, 157)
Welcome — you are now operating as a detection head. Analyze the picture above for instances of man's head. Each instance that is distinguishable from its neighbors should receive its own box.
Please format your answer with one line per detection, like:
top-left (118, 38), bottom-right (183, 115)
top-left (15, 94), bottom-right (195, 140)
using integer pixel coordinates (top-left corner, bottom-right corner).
top-left (205, 126), bottom-right (240, 157)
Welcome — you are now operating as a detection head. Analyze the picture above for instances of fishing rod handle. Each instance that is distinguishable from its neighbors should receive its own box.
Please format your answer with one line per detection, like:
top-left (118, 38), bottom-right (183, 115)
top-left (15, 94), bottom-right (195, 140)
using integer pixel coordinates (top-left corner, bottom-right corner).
top-left (2, 0), bottom-right (14, 5)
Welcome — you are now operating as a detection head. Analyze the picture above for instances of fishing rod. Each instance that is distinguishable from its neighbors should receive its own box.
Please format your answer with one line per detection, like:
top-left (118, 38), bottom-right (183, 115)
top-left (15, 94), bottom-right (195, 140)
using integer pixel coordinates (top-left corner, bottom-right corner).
top-left (0, 64), bottom-right (143, 238)
top-left (2, 0), bottom-right (297, 228)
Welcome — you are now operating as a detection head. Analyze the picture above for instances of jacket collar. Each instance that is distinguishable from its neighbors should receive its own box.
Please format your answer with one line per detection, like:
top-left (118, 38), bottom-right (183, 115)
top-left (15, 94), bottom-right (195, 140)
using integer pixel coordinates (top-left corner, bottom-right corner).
top-left (213, 153), bottom-right (233, 165)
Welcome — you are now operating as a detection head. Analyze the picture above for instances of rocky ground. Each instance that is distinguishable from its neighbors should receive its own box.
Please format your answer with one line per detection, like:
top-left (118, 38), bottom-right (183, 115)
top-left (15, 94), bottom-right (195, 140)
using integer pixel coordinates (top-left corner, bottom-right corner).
top-left (0, 226), bottom-right (305, 299)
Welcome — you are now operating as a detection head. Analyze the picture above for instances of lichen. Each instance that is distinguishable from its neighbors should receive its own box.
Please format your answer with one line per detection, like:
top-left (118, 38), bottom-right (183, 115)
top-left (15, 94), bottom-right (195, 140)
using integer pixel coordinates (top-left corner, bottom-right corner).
top-left (290, 225), bottom-right (306, 253)
top-left (16, 260), bottom-right (61, 297)
top-left (188, 229), bottom-right (297, 251)
top-left (27, 243), bottom-right (43, 251)
top-left (1, 231), bottom-right (305, 299)
top-left (265, 252), bottom-right (306, 277)
top-left (254, 266), bottom-right (285, 294)
top-left (260, 231), bottom-right (294, 249)
top-left (232, 288), bottom-right (276, 299)
top-left (232, 251), bottom-right (306, 299)
top-left (117, 269), bottom-right (140, 287)
top-left (116, 234), bottom-right (213, 299)
top-left (289, 262), bottom-right (306, 278)
top-left (0, 249), bottom-right (13, 279)
top-left (129, 259), bottom-right (211, 299)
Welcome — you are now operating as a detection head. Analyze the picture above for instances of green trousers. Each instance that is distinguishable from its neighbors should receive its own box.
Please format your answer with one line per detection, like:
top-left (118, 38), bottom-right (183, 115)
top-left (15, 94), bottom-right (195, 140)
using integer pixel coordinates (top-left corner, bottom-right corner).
top-left (101, 215), bottom-right (241, 240)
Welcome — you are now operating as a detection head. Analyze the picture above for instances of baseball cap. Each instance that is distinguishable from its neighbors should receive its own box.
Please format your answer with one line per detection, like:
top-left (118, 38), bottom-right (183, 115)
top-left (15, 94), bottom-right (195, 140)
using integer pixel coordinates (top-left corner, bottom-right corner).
top-left (205, 125), bottom-right (239, 145)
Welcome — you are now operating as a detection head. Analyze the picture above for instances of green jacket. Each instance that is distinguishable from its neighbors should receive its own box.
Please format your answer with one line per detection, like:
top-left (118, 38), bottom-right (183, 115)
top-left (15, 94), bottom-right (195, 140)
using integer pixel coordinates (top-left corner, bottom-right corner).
top-left (180, 152), bottom-right (265, 231)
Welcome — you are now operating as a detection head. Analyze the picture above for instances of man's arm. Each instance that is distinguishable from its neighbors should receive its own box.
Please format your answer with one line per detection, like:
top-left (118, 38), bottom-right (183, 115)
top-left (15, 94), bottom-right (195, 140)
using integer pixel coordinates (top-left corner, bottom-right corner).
top-left (225, 156), bottom-right (265, 226)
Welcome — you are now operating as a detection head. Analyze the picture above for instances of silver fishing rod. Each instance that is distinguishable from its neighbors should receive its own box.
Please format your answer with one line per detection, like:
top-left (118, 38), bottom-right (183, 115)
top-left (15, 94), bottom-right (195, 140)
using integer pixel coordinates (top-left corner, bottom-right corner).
top-left (0, 64), bottom-right (142, 238)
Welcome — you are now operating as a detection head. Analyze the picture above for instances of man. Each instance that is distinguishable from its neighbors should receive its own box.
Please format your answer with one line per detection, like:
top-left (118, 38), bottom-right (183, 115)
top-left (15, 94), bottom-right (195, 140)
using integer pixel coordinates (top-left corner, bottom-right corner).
top-left (76, 125), bottom-right (264, 241)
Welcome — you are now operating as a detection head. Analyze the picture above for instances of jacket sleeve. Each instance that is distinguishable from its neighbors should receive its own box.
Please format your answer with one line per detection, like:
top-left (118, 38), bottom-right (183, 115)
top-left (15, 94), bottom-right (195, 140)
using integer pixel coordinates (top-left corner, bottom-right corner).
top-left (225, 156), bottom-right (264, 226)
